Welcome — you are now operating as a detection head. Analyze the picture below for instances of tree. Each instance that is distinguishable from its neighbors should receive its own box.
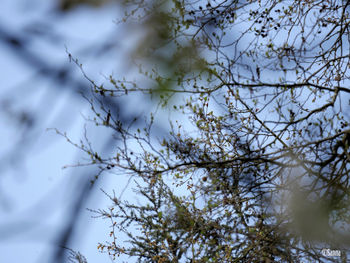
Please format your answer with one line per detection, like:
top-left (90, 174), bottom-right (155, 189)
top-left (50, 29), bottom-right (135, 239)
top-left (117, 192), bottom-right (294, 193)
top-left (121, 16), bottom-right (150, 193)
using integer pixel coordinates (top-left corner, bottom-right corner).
top-left (63, 0), bottom-right (350, 262)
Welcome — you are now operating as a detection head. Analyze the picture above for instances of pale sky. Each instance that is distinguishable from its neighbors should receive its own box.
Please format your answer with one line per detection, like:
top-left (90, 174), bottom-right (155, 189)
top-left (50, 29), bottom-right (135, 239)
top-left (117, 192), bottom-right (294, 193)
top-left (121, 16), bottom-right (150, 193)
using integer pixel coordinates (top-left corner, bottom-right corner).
top-left (0, 1), bottom-right (138, 262)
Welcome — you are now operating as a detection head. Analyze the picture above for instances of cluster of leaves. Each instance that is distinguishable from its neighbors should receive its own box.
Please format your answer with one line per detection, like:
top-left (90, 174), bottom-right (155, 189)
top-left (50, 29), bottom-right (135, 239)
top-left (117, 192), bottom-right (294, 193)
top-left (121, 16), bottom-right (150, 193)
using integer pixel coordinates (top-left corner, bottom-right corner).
top-left (63, 0), bottom-right (350, 262)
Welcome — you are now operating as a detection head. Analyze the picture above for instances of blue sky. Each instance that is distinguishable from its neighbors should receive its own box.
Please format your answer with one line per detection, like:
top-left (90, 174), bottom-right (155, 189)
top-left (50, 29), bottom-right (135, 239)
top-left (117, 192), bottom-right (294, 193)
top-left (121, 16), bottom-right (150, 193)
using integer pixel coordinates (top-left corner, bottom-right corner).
top-left (0, 1), bottom-right (138, 262)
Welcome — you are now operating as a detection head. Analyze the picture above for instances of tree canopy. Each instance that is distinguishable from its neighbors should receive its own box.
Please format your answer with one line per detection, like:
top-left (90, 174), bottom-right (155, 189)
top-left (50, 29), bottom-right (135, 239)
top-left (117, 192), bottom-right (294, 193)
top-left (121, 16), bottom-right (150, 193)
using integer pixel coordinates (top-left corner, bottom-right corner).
top-left (64, 0), bottom-right (350, 262)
